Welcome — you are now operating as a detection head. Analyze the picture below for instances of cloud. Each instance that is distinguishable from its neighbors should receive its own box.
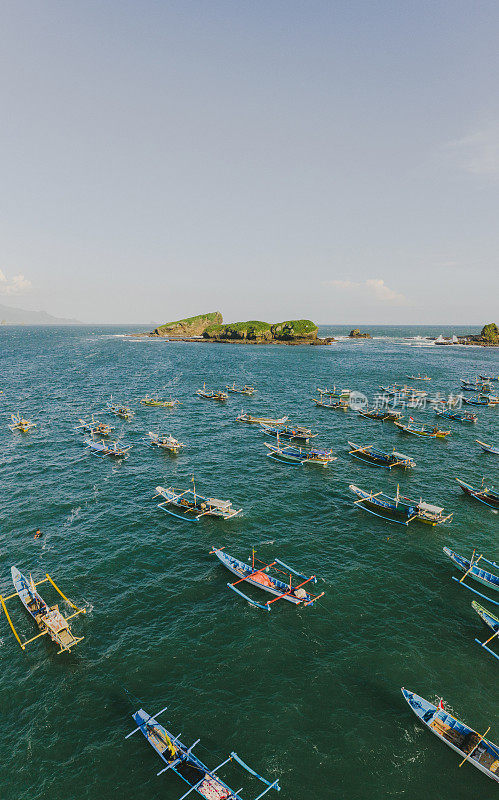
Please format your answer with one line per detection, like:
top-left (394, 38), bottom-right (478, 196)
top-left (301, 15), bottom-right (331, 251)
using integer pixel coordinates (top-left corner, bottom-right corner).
top-left (0, 270), bottom-right (33, 295)
top-left (326, 278), bottom-right (407, 305)
top-left (445, 125), bottom-right (499, 177)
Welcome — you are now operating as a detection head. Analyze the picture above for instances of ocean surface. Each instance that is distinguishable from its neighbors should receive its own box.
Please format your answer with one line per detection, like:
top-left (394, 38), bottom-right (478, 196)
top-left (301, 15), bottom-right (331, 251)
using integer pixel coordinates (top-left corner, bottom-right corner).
top-left (0, 324), bottom-right (498, 800)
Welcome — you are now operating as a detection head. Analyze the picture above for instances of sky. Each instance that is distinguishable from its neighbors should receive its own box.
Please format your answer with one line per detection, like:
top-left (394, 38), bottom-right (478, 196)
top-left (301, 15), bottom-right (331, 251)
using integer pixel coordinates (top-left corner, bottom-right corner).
top-left (1, 1), bottom-right (498, 325)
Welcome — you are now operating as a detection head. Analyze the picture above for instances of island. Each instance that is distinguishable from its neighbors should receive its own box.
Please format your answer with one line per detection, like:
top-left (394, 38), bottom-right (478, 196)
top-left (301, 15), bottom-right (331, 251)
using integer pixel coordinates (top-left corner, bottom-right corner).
top-left (146, 313), bottom-right (335, 345)
top-left (432, 323), bottom-right (499, 347)
top-left (349, 329), bottom-right (372, 339)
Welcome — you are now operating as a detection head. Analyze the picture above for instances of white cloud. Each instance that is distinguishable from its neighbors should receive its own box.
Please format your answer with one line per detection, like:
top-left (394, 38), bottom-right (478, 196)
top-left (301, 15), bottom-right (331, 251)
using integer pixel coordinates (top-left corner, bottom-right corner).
top-left (0, 270), bottom-right (33, 295)
top-left (326, 278), bottom-right (407, 305)
top-left (445, 125), bottom-right (499, 177)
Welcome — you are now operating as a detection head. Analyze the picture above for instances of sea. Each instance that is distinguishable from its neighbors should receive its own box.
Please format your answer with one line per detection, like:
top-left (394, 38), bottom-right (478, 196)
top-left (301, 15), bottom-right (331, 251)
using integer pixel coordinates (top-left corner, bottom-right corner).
top-left (0, 324), bottom-right (497, 800)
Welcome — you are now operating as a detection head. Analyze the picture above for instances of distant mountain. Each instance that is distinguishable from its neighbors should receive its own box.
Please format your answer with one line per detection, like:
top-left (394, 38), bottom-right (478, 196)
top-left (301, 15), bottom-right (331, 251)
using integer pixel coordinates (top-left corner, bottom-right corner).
top-left (0, 303), bottom-right (80, 325)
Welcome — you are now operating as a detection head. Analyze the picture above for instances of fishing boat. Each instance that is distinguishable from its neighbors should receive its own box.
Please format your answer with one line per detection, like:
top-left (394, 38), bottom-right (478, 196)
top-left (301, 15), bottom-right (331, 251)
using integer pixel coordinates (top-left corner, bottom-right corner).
top-left (226, 382), bottom-right (256, 395)
top-left (406, 374), bottom-right (431, 381)
top-left (480, 375), bottom-right (499, 382)
top-left (210, 547), bottom-right (325, 611)
top-left (259, 423), bottom-right (317, 442)
top-left (265, 441), bottom-right (337, 466)
top-left (0, 568), bottom-right (85, 653)
top-left (456, 478), bottom-right (499, 509)
top-left (348, 441), bottom-right (415, 469)
top-left (401, 688), bottom-right (499, 782)
top-left (140, 395), bottom-right (180, 407)
top-left (462, 394), bottom-right (499, 407)
top-left (236, 412), bottom-right (288, 424)
top-left (106, 399), bottom-right (134, 419)
top-left (312, 397), bottom-right (349, 410)
top-left (126, 705), bottom-right (281, 800)
top-left (84, 437), bottom-right (132, 458)
top-left (350, 484), bottom-right (452, 525)
top-left (357, 407), bottom-right (403, 422)
top-left (196, 383), bottom-right (228, 402)
top-left (76, 417), bottom-right (114, 436)
top-left (154, 484), bottom-right (242, 521)
top-left (394, 421), bottom-right (451, 438)
top-left (476, 440), bottom-right (499, 455)
top-left (316, 386), bottom-right (351, 399)
top-left (434, 408), bottom-right (477, 423)
top-left (461, 379), bottom-right (491, 392)
top-left (8, 413), bottom-right (36, 432)
top-left (443, 547), bottom-right (499, 605)
top-left (146, 432), bottom-right (184, 453)
top-left (472, 602), bottom-right (499, 662)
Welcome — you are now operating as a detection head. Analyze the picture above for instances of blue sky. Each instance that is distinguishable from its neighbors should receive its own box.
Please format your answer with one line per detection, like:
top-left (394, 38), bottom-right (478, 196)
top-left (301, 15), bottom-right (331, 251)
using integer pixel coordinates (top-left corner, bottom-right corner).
top-left (1, 1), bottom-right (498, 324)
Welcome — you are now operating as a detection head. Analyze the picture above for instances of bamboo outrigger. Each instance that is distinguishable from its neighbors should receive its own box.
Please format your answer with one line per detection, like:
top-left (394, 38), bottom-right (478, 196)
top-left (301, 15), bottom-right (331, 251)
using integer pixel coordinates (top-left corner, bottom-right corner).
top-left (84, 437), bottom-right (132, 458)
top-left (154, 483), bottom-right (242, 522)
top-left (196, 383), bottom-right (228, 402)
top-left (9, 413), bottom-right (36, 432)
top-left (226, 382), bottom-right (256, 395)
top-left (472, 601), bottom-right (499, 662)
top-left (106, 398), bottom-right (134, 419)
top-left (1, 568), bottom-right (86, 654)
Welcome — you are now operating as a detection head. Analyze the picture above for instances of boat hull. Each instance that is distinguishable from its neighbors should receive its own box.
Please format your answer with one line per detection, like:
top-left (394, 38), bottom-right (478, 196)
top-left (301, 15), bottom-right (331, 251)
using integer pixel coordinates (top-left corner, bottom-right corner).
top-left (213, 549), bottom-right (308, 604)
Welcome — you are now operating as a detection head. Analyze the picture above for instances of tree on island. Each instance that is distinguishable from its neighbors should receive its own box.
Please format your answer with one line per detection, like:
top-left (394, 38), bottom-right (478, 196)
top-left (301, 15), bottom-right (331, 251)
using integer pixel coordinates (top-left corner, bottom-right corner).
top-left (481, 323), bottom-right (499, 343)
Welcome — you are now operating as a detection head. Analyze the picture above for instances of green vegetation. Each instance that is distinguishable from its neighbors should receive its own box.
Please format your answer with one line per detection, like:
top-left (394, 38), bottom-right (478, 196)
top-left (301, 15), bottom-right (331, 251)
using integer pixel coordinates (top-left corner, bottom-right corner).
top-left (204, 318), bottom-right (318, 341)
top-left (154, 312), bottom-right (222, 337)
top-left (481, 323), bottom-right (499, 343)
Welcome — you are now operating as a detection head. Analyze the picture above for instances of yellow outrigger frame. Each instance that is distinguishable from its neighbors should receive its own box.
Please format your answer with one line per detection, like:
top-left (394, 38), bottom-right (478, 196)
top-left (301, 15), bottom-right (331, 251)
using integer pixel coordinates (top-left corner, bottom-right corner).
top-left (0, 573), bottom-right (86, 653)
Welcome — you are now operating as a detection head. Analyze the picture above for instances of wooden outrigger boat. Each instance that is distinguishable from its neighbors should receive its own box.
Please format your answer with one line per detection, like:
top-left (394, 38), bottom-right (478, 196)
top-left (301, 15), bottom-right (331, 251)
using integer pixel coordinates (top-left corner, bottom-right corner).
top-left (456, 478), bottom-right (499, 509)
top-left (9, 413), bottom-right (36, 432)
top-left (348, 441), bottom-right (415, 469)
top-left (316, 386), bottom-right (351, 399)
top-left (265, 441), bottom-right (337, 467)
top-left (350, 484), bottom-right (452, 525)
top-left (140, 395), bottom-right (180, 407)
top-left (106, 399), bottom-right (134, 419)
top-left (401, 688), bottom-right (499, 782)
top-left (210, 547), bottom-right (324, 611)
top-left (84, 437), bottom-right (132, 458)
top-left (472, 602), bottom-right (499, 662)
top-left (196, 383), bottom-right (228, 402)
top-left (406, 374), bottom-right (431, 381)
top-left (434, 408), bottom-right (477, 423)
top-left (476, 440), bottom-right (499, 455)
top-left (236, 412), bottom-right (288, 424)
top-left (0, 568), bottom-right (85, 653)
top-left (312, 397), bottom-right (349, 410)
top-left (260, 423), bottom-right (317, 442)
top-left (394, 421), bottom-right (451, 438)
top-left (480, 374), bottom-right (499, 382)
top-left (461, 379), bottom-right (491, 392)
top-left (154, 484), bottom-right (242, 522)
top-left (146, 432), bottom-right (184, 453)
top-left (226, 382), bottom-right (256, 395)
top-left (462, 394), bottom-right (499, 407)
top-left (126, 705), bottom-right (281, 799)
top-left (443, 547), bottom-right (499, 600)
top-left (357, 407), bottom-right (402, 422)
top-left (76, 417), bottom-right (114, 436)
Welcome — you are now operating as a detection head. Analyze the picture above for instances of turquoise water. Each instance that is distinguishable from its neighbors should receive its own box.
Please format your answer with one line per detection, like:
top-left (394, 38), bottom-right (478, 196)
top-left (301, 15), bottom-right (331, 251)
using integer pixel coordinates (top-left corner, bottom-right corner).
top-left (1, 325), bottom-right (497, 800)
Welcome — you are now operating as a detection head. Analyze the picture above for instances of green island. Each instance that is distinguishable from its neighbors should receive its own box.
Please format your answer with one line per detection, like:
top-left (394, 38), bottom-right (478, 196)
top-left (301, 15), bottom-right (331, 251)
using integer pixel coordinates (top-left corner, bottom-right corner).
top-left (149, 313), bottom-right (329, 344)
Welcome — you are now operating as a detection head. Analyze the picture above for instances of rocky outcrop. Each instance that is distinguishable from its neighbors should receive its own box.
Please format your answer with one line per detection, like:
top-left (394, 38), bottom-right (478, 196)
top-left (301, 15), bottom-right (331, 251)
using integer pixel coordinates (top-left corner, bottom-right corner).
top-left (460, 322), bottom-right (499, 346)
top-left (153, 312), bottom-right (222, 337)
top-left (349, 329), bottom-right (372, 338)
top-left (203, 319), bottom-right (318, 343)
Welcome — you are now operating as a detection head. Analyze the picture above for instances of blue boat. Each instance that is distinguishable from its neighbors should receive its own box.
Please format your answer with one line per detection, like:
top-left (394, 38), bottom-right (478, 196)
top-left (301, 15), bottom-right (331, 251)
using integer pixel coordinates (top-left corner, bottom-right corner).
top-left (84, 437), bottom-right (132, 458)
top-left (264, 442), bottom-right (337, 466)
top-left (350, 485), bottom-right (451, 525)
top-left (260, 423), bottom-right (317, 442)
top-left (402, 688), bottom-right (499, 782)
top-left (348, 441), bottom-right (415, 469)
top-left (126, 705), bottom-right (281, 799)
top-left (472, 601), bottom-right (499, 662)
top-left (444, 547), bottom-right (499, 605)
top-left (154, 485), bottom-right (242, 522)
top-left (211, 547), bottom-right (324, 611)
top-left (476, 440), bottom-right (499, 455)
top-left (434, 408), bottom-right (477, 423)
top-left (456, 478), bottom-right (499, 509)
